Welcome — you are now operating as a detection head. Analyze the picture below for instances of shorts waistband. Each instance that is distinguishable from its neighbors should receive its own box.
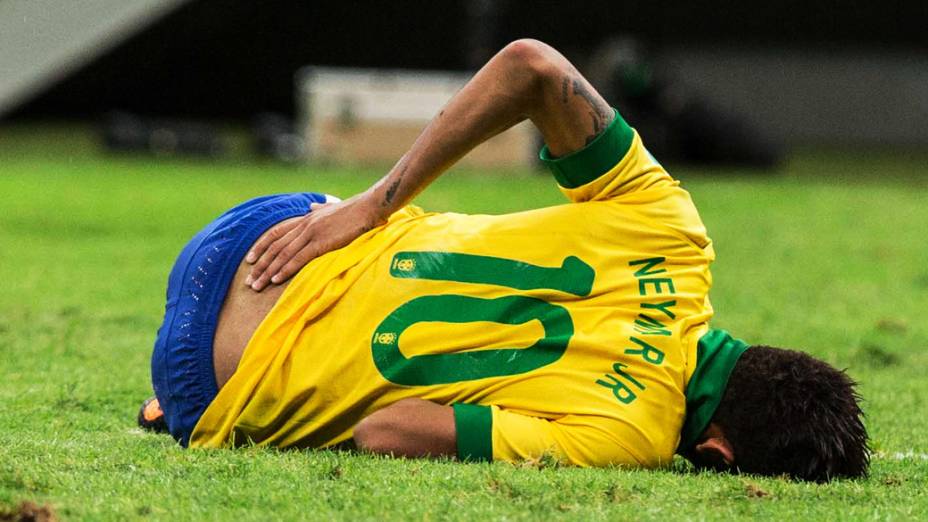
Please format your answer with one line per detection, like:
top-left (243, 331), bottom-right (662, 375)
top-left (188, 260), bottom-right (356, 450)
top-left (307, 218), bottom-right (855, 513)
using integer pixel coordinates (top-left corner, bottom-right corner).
top-left (150, 192), bottom-right (329, 446)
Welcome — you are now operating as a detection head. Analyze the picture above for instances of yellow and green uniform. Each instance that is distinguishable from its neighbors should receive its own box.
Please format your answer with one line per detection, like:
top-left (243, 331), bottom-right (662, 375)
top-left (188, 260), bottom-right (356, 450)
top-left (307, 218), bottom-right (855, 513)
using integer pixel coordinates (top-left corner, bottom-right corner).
top-left (190, 110), bottom-right (747, 468)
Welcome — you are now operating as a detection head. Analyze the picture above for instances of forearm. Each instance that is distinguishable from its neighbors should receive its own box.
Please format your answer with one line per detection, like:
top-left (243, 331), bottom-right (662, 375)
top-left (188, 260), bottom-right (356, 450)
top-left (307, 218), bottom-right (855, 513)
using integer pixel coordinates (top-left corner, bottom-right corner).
top-left (365, 39), bottom-right (611, 220)
top-left (244, 39), bottom-right (614, 290)
top-left (353, 398), bottom-right (457, 458)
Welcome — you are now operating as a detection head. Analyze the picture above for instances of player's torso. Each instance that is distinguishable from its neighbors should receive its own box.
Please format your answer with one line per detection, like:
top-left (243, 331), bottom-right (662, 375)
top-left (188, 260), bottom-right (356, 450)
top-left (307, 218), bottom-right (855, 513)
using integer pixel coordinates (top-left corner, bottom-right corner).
top-left (229, 196), bottom-right (714, 455)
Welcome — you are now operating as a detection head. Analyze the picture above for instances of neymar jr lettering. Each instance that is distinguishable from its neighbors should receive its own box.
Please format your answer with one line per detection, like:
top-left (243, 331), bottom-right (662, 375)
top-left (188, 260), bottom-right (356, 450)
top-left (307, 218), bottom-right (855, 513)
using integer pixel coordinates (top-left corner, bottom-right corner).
top-left (596, 257), bottom-right (675, 405)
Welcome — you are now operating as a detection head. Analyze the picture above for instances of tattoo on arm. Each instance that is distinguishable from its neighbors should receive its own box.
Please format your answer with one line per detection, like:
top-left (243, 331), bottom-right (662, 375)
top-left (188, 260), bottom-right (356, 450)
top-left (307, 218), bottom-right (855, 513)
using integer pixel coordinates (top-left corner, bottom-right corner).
top-left (561, 77), bottom-right (569, 105)
top-left (569, 76), bottom-right (614, 144)
top-left (383, 179), bottom-right (401, 206)
top-left (383, 166), bottom-right (407, 207)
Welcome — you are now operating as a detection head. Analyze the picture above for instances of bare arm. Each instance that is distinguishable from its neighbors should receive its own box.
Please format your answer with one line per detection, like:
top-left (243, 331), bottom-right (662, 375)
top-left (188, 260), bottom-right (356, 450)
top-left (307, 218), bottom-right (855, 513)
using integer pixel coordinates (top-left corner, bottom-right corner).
top-left (352, 398), bottom-right (457, 458)
top-left (353, 398), bottom-right (646, 466)
top-left (245, 38), bottom-right (614, 291)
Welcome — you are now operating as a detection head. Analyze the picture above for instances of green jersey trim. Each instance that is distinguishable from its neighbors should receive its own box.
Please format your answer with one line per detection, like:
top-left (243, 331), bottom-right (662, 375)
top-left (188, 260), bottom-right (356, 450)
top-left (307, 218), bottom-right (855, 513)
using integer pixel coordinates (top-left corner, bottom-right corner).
top-left (453, 403), bottom-right (493, 462)
top-left (539, 108), bottom-right (635, 189)
top-left (678, 329), bottom-right (750, 452)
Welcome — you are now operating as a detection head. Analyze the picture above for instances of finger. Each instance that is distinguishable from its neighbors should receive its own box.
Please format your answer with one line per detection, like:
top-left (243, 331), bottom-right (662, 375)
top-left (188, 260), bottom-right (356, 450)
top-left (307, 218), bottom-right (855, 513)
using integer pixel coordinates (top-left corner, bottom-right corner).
top-left (245, 230), bottom-right (279, 265)
top-left (271, 245), bottom-right (318, 284)
top-left (309, 202), bottom-right (329, 211)
top-left (251, 230), bottom-right (309, 290)
top-left (247, 226), bottom-right (303, 288)
top-left (245, 219), bottom-right (300, 264)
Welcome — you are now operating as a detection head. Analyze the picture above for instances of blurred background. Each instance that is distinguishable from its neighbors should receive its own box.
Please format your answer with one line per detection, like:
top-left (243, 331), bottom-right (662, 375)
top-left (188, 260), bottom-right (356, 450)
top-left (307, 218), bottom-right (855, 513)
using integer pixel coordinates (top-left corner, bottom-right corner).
top-left (1, 0), bottom-right (926, 166)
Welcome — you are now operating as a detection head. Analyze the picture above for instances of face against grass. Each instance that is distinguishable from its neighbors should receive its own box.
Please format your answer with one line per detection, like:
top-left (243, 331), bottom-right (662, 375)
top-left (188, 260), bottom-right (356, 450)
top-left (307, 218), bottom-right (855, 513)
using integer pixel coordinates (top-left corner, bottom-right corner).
top-left (681, 449), bottom-right (732, 474)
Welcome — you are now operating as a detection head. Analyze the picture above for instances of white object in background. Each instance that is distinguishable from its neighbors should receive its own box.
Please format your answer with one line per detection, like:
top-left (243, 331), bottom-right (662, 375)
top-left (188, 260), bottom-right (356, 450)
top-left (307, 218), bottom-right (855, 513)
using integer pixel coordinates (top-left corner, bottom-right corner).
top-left (297, 67), bottom-right (537, 168)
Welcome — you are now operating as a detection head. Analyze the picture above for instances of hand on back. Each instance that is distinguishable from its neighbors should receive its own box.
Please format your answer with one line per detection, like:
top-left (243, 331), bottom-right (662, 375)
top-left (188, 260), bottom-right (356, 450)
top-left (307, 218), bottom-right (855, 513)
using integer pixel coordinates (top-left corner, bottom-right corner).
top-left (244, 191), bottom-right (388, 291)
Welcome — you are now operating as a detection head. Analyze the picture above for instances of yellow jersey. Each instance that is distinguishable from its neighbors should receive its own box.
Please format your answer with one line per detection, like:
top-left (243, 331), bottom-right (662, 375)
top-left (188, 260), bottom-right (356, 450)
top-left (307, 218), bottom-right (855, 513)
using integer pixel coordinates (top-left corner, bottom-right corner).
top-left (190, 111), bottom-right (727, 468)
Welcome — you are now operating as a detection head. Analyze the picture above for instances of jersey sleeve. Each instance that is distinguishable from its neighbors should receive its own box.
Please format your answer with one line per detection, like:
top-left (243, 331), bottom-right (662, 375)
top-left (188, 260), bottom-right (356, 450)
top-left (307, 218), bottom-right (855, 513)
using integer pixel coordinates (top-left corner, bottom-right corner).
top-left (453, 403), bottom-right (646, 468)
top-left (539, 109), bottom-right (674, 202)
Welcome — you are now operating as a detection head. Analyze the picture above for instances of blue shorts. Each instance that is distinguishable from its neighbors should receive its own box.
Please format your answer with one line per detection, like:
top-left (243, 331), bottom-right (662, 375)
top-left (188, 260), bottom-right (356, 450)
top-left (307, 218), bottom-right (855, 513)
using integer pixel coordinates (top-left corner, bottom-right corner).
top-left (151, 192), bottom-right (330, 446)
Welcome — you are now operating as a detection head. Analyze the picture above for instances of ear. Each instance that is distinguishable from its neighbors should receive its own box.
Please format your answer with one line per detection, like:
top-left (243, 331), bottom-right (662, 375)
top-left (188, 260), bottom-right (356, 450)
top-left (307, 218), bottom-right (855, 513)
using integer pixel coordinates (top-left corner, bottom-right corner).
top-left (694, 423), bottom-right (735, 466)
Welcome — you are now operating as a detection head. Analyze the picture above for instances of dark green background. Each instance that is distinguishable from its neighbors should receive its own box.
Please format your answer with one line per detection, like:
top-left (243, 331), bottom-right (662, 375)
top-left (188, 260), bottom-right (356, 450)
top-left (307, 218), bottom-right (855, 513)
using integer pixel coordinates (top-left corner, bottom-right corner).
top-left (11, 0), bottom-right (927, 120)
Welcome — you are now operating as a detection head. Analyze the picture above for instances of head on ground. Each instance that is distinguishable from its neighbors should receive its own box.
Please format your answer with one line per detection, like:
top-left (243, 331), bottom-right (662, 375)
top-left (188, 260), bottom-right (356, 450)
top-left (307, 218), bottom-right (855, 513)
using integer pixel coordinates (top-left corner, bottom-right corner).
top-left (684, 345), bottom-right (869, 482)
top-left (137, 396), bottom-right (168, 434)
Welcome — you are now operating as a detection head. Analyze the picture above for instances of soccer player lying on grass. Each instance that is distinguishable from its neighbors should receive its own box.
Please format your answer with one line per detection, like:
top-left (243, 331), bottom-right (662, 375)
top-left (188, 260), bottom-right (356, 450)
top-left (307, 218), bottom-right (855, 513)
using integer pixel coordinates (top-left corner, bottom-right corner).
top-left (142, 39), bottom-right (868, 482)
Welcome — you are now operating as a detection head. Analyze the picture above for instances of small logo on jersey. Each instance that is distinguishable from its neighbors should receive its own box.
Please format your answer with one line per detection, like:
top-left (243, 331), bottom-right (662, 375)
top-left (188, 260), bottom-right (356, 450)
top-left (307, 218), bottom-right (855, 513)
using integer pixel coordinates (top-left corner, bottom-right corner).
top-left (375, 332), bottom-right (397, 344)
top-left (394, 258), bottom-right (416, 272)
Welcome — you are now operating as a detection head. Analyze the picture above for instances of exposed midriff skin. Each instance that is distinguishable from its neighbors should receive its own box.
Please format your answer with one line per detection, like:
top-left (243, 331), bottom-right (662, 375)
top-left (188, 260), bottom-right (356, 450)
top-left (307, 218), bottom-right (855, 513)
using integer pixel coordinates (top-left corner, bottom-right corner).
top-left (212, 218), bottom-right (298, 389)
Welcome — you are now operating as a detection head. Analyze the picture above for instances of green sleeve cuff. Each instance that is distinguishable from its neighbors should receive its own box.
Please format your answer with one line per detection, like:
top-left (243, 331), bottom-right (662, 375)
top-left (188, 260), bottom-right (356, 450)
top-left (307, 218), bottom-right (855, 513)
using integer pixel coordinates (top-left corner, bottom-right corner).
top-left (539, 108), bottom-right (635, 189)
top-left (453, 403), bottom-right (493, 462)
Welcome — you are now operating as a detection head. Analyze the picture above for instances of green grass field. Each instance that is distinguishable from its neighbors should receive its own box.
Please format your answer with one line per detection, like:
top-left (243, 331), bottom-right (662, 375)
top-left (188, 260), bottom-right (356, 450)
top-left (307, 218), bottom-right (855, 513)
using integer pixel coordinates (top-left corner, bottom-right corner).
top-left (1, 126), bottom-right (927, 520)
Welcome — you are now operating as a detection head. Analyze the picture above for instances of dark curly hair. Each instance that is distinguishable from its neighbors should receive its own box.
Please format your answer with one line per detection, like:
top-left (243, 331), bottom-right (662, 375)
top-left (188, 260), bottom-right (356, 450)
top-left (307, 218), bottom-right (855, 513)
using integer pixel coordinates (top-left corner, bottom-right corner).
top-left (711, 345), bottom-right (869, 482)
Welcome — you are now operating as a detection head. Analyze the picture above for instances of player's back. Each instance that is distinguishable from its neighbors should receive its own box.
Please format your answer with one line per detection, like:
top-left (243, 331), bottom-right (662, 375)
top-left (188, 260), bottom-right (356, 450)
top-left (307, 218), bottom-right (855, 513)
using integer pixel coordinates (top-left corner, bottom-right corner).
top-left (211, 218), bottom-right (301, 389)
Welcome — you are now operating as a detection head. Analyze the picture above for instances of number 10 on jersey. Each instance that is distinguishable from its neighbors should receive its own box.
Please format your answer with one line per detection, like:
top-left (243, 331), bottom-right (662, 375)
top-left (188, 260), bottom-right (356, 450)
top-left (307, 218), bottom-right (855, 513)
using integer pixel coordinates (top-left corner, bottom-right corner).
top-left (371, 251), bottom-right (595, 386)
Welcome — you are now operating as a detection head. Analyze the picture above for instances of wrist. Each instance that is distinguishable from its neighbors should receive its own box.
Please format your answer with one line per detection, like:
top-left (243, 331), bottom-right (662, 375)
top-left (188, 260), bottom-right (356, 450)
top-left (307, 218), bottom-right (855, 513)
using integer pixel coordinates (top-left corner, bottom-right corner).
top-left (360, 184), bottom-right (396, 224)
top-left (369, 170), bottom-right (411, 218)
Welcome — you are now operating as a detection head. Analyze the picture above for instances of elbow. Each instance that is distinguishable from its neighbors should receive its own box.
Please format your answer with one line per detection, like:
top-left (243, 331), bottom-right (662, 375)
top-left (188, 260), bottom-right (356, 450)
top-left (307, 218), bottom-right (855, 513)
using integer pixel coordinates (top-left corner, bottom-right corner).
top-left (499, 39), bottom-right (559, 72)
top-left (353, 414), bottom-right (390, 454)
top-left (496, 39), bottom-right (565, 95)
